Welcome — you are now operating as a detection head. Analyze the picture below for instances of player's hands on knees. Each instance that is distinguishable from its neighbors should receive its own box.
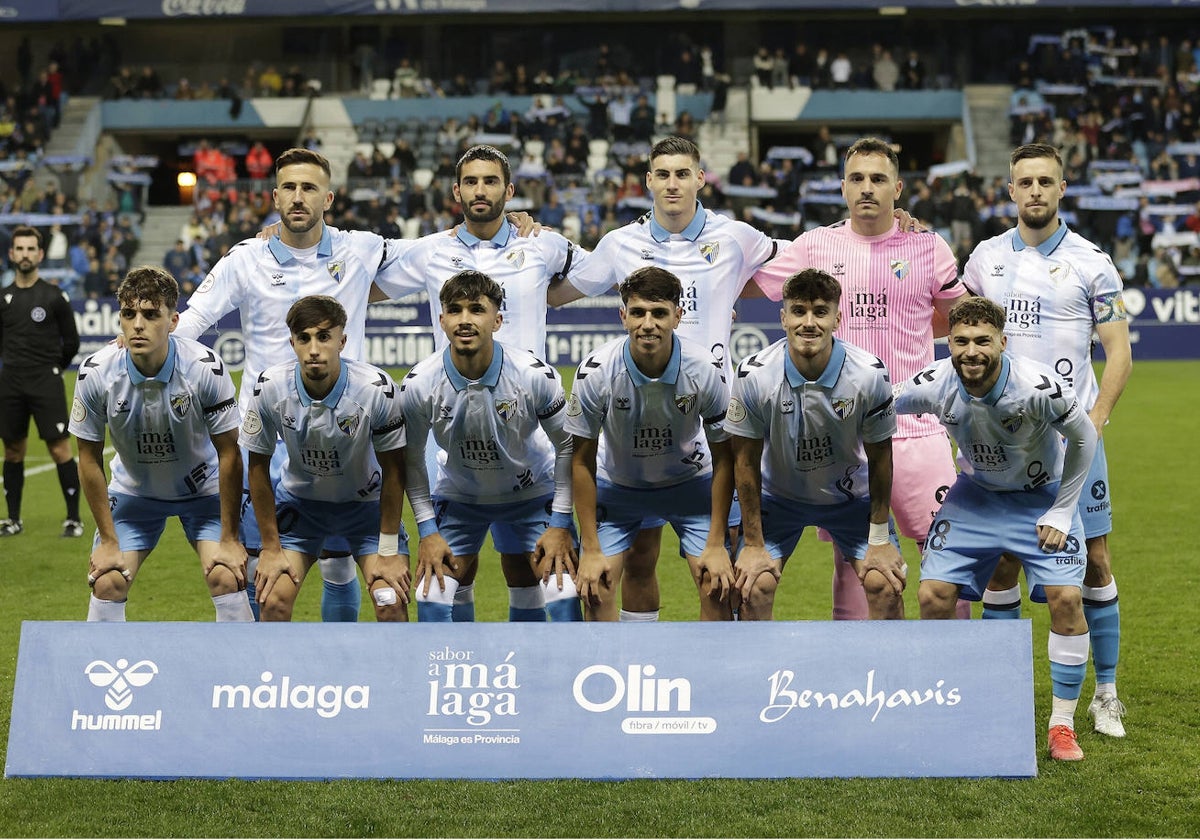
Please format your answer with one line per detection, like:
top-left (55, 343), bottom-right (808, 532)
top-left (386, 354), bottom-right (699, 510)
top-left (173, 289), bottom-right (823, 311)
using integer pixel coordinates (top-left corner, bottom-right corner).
top-left (696, 544), bottom-right (735, 601)
top-left (575, 547), bottom-right (611, 606)
top-left (733, 545), bottom-right (780, 601)
top-left (254, 547), bottom-right (299, 605)
top-left (858, 543), bottom-right (907, 595)
top-left (204, 537), bottom-right (249, 590)
top-left (532, 527), bottom-right (578, 589)
top-left (416, 533), bottom-right (455, 597)
top-left (1036, 524), bottom-right (1069, 553)
top-left (88, 539), bottom-right (130, 588)
top-left (257, 222), bottom-right (283, 240)
top-left (363, 553), bottom-right (411, 609)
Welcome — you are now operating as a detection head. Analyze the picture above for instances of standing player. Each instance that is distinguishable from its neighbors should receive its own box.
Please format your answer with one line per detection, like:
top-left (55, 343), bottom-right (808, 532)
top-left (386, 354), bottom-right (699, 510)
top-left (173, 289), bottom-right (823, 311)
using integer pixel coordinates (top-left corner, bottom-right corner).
top-left (0, 226), bottom-right (83, 538)
top-left (175, 148), bottom-right (398, 621)
top-left (400, 271), bottom-right (576, 621)
top-left (566, 267), bottom-right (735, 621)
top-left (963, 143), bottom-right (1133, 737)
top-left (896, 297), bottom-right (1097, 761)
top-left (753, 137), bottom-right (968, 621)
top-left (561, 136), bottom-right (780, 621)
top-left (72, 267), bottom-right (252, 622)
top-left (727, 269), bottom-right (905, 621)
top-left (378, 144), bottom-right (613, 622)
top-left (240, 295), bottom-right (409, 622)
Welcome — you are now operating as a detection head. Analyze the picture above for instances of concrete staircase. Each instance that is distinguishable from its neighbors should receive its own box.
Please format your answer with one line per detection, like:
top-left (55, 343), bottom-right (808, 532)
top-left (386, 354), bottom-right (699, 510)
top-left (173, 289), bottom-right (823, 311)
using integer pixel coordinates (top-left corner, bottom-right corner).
top-left (130, 206), bottom-right (196, 269)
top-left (45, 96), bottom-right (99, 157)
top-left (964, 84), bottom-right (1014, 180)
top-left (697, 86), bottom-right (752, 188)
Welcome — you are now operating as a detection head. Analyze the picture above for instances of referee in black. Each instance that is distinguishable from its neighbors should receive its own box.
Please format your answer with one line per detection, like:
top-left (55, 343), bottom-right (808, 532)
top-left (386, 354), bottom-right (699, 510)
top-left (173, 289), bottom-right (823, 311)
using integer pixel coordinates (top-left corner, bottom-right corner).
top-left (1, 226), bottom-right (83, 537)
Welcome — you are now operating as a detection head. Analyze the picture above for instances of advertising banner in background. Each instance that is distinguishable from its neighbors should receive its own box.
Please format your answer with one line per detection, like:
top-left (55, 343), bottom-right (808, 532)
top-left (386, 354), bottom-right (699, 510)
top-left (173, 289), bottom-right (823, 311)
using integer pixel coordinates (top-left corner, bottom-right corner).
top-left (7, 620), bottom-right (1036, 780)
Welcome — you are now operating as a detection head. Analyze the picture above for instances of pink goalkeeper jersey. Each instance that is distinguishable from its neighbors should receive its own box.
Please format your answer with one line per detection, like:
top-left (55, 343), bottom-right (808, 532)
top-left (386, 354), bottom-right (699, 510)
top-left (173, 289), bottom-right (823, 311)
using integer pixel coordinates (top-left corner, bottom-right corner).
top-left (754, 220), bottom-right (965, 438)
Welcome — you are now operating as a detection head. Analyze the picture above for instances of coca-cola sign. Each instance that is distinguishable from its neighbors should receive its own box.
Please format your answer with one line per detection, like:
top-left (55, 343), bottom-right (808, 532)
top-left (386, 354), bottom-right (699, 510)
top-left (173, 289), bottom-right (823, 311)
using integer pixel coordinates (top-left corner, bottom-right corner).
top-left (162, 0), bottom-right (246, 15)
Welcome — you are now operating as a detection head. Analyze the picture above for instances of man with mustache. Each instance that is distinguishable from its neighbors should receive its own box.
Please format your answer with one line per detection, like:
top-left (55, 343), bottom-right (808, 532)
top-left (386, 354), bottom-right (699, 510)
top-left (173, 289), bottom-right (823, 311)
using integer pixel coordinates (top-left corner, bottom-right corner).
top-left (753, 137), bottom-right (969, 621)
top-left (963, 143), bottom-right (1132, 739)
top-left (0, 225), bottom-right (83, 539)
top-left (895, 296), bottom-right (1097, 761)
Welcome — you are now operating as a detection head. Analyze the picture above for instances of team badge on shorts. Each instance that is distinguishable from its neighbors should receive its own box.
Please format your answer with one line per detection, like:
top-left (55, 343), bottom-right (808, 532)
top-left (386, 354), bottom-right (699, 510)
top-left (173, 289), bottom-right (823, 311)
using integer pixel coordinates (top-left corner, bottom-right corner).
top-left (495, 398), bottom-right (518, 422)
top-left (337, 414), bottom-right (361, 436)
top-left (699, 242), bottom-right (720, 264)
top-left (327, 261), bottom-right (345, 283)
top-left (832, 397), bottom-right (855, 419)
top-left (674, 394), bottom-right (697, 414)
top-left (169, 393), bottom-right (192, 419)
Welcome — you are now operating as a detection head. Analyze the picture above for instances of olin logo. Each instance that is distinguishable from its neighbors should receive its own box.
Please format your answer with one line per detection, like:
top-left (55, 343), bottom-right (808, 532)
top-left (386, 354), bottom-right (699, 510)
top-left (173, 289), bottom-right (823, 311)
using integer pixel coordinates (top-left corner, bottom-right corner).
top-left (86, 658), bottom-right (159, 711)
top-left (573, 664), bottom-right (691, 713)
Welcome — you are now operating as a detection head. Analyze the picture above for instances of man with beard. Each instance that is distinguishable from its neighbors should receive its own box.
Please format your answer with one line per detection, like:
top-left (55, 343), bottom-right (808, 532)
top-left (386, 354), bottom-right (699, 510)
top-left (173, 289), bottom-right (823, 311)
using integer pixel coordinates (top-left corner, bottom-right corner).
top-left (0, 225), bottom-right (83, 538)
top-left (895, 296), bottom-right (1097, 761)
top-left (378, 144), bottom-right (614, 622)
top-left (175, 148), bottom-right (402, 622)
top-left (963, 143), bottom-right (1132, 739)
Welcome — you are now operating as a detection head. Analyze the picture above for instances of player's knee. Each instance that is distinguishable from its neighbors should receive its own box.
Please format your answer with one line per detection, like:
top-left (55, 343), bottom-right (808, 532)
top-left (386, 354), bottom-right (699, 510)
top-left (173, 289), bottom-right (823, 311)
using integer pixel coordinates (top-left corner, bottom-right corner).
top-left (92, 571), bottom-right (130, 602)
top-left (259, 590), bottom-right (296, 621)
top-left (743, 571), bottom-right (778, 609)
top-left (624, 550), bottom-right (658, 583)
top-left (1045, 586), bottom-right (1085, 632)
top-left (205, 564), bottom-right (239, 596)
top-left (860, 568), bottom-right (891, 599)
top-left (918, 582), bottom-right (956, 619)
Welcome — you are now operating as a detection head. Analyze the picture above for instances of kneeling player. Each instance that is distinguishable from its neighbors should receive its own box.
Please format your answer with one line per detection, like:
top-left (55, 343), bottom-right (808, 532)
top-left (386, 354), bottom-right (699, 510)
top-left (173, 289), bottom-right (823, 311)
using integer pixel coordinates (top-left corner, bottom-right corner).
top-left (400, 270), bottom-right (578, 621)
top-left (567, 267), bottom-right (735, 621)
top-left (728, 269), bottom-right (905, 621)
top-left (241, 295), bottom-right (410, 621)
top-left (73, 267), bottom-right (252, 621)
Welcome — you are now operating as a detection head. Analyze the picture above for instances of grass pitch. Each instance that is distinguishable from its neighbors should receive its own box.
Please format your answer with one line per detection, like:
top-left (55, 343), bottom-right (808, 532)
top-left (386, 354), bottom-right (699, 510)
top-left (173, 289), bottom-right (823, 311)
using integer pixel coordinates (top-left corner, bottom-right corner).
top-left (0, 361), bottom-right (1197, 837)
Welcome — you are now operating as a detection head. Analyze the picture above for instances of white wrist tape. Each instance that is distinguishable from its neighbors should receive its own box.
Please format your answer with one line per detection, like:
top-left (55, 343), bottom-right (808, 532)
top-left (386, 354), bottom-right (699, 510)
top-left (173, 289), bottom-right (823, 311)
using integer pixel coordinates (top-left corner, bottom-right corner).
top-left (378, 532), bottom-right (399, 556)
top-left (868, 522), bottom-right (890, 545)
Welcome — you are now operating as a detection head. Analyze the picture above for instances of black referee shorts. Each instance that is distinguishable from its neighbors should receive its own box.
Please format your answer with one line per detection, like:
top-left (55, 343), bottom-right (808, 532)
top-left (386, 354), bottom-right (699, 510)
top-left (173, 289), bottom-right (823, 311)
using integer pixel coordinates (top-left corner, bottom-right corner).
top-left (0, 368), bottom-right (71, 442)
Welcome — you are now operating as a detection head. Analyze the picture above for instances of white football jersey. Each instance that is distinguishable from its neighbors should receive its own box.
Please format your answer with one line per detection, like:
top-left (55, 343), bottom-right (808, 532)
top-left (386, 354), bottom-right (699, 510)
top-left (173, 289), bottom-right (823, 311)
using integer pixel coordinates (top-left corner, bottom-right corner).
top-left (376, 222), bottom-right (606, 359)
top-left (564, 334), bottom-right (730, 489)
top-left (239, 358), bottom-right (406, 503)
top-left (70, 337), bottom-right (240, 500)
top-left (175, 227), bottom-right (403, 409)
top-left (570, 203), bottom-right (780, 377)
top-left (399, 341), bottom-right (571, 521)
top-left (725, 338), bottom-right (896, 505)
top-left (963, 224), bottom-right (1126, 411)
top-left (894, 354), bottom-right (1097, 534)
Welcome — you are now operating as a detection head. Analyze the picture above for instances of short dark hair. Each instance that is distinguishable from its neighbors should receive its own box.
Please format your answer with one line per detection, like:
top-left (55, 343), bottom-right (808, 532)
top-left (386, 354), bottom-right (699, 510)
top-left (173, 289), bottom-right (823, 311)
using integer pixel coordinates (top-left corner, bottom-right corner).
top-left (619, 266), bottom-right (682, 306)
top-left (845, 137), bottom-right (899, 174)
top-left (440, 270), bottom-right (504, 310)
top-left (1009, 143), bottom-right (1063, 176)
top-left (10, 225), bottom-right (42, 249)
top-left (948, 296), bottom-right (1007, 332)
top-left (456, 145), bottom-right (511, 186)
top-left (118, 266), bottom-right (179, 312)
top-left (650, 136), bottom-right (701, 166)
top-left (286, 295), bottom-right (347, 334)
top-left (782, 268), bottom-right (842, 306)
top-left (275, 147), bottom-right (332, 180)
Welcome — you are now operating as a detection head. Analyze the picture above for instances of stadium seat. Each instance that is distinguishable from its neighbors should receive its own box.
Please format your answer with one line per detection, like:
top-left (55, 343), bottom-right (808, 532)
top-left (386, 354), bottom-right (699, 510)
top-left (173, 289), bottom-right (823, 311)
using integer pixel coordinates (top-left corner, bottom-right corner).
top-left (525, 138), bottom-right (546, 160)
top-left (370, 78), bottom-right (393, 100)
top-left (412, 167), bottom-right (434, 189)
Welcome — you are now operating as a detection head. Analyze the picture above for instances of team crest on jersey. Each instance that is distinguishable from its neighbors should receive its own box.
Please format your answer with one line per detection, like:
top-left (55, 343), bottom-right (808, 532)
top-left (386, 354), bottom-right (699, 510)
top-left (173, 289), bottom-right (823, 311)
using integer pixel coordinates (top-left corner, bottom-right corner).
top-left (169, 393), bottom-right (192, 419)
top-left (337, 414), bottom-right (361, 436)
top-left (1048, 263), bottom-right (1064, 281)
top-left (698, 242), bottom-right (719, 265)
top-left (831, 397), bottom-right (855, 419)
top-left (1001, 413), bottom-right (1023, 433)
top-left (327, 261), bottom-right (345, 283)
top-left (30, 306), bottom-right (47, 323)
top-left (2, 293), bottom-right (10, 305)
top-left (505, 249), bottom-right (526, 270)
top-left (495, 398), bottom-right (518, 421)
top-left (889, 260), bottom-right (909, 281)
top-left (674, 394), bottom-right (697, 414)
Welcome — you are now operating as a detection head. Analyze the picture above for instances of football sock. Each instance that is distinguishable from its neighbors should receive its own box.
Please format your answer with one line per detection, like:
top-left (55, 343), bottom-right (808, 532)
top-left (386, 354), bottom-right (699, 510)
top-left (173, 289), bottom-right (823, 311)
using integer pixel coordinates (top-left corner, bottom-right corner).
top-left (619, 609), bottom-right (659, 622)
top-left (1083, 578), bottom-right (1120, 686)
top-left (213, 591), bottom-right (254, 622)
top-left (57, 459), bottom-right (81, 520)
top-left (543, 574), bottom-right (582, 621)
top-left (417, 575), bottom-right (458, 622)
top-left (1049, 631), bottom-right (1090, 708)
top-left (508, 585), bottom-right (547, 622)
top-left (3, 460), bottom-right (23, 519)
top-left (87, 595), bottom-right (126, 622)
top-left (451, 583), bottom-right (476, 622)
top-left (982, 585), bottom-right (1023, 620)
top-left (319, 555), bottom-right (360, 622)
top-left (831, 545), bottom-right (868, 620)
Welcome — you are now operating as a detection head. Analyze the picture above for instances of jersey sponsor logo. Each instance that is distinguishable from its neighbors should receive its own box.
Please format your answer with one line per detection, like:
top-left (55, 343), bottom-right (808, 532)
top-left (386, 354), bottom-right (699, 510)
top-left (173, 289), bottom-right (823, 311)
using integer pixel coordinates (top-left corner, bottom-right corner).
top-left (615, 396), bottom-right (631, 410)
top-left (632, 426), bottom-right (674, 453)
top-left (183, 463), bottom-right (210, 495)
top-left (458, 438), bottom-right (500, 464)
top-left (831, 397), bottom-right (855, 420)
top-left (495, 398), bottom-right (518, 422)
top-left (505, 249), bottom-right (526, 270)
top-left (848, 291), bottom-right (887, 324)
top-left (726, 397), bottom-right (747, 424)
top-left (674, 394), bottom-right (696, 414)
top-left (640, 249), bottom-right (655, 261)
top-left (1005, 295), bottom-right (1042, 330)
top-left (242, 409), bottom-right (263, 436)
top-left (795, 434), bottom-right (834, 468)
top-left (114, 398), bottom-right (131, 414)
top-left (169, 393), bottom-right (192, 419)
top-left (30, 306), bottom-right (47, 323)
top-left (327, 261), bottom-right (345, 283)
top-left (698, 242), bottom-right (719, 265)
top-left (270, 273), bottom-right (285, 287)
top-left (337, 414), bottom-right (361, 437)
top-left (71, 397), bottom-right (86, 423)
top-left (779, 398), bottom-right (794, 414)
top-left (831, 262), bottom-right (846, 277)
top-left (990, 264), bottom-right (1005, 277)
top-left (1091, 480), bottom-right (1107, 500)
top-left (137, 431), bottom-right (178, 460)
top-left (538, 394), bottom-right (566, 419)
top-left (301, 447), bottom-right (343, 472)
top-left (967, 442), bottom-right (1009, 470)
top-left (889, 259), bottom-right (909, 281)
